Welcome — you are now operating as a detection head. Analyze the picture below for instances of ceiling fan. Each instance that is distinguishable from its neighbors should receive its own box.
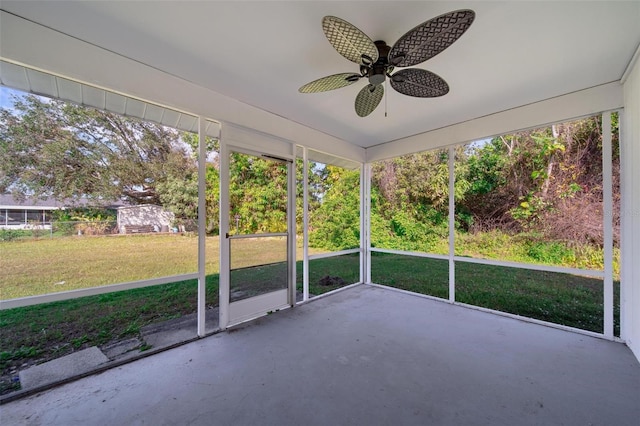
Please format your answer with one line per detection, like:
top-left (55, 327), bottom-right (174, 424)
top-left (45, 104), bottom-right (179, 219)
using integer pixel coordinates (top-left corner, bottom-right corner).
top-left (299, 10), bottom-right (475, 117)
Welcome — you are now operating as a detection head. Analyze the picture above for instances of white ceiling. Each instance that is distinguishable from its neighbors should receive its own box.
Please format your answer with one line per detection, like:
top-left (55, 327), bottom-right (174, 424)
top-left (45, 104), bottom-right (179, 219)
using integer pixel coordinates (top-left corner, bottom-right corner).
top-left (1, 1), bottom-right (639, 148)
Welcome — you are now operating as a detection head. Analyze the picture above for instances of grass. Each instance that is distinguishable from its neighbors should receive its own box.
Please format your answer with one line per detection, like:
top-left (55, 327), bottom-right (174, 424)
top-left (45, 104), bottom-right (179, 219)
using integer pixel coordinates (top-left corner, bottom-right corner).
top-left (371, 253), bottom-right (620, 335)
top-left (0, 236), bottom-right (621, 394)
top-left (0, 257), bottom-right (362, 394)
top-left (230, 252), bottom-right (361, 301)
top-left (371, 254), bottom-right (449, 299)
top-left (0, 276), bottom-right (216, 393)
top-left (0, 235), bottom-right (324, 300)
top-left (1, 234), bottom-right (202, 299)
top-left (0, 235), bottom-right (341, 394)
top-left (303, 253), bottom-right (361, 295)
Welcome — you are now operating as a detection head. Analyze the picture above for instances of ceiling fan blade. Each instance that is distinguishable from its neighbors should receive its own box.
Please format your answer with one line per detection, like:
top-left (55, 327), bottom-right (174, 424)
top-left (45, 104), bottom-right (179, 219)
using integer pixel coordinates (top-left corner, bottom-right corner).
top-left (322, 16), bottom-right (379, 66)
top-left (390, 68), bottom-right (449, 98)
top-left (299, 73), bottom-right (361, 93)
top-left (389, 9), bottom-right (475, 67)
top-left (355, 84), bottom-right (384, 117)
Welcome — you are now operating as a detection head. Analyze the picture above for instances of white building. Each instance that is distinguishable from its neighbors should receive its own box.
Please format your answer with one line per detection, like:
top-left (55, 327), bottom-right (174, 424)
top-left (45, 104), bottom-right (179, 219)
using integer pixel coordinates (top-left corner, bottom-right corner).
top-left (116, 204), bottom-right (175, 233)
top-left (0, 194), bottom-right (62, 229)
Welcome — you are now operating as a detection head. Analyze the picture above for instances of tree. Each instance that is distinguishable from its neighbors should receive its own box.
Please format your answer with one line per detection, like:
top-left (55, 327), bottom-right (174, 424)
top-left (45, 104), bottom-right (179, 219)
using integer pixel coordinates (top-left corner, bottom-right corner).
top-left (457, 115), bottom-right (619, 246)
top-left (158, 133), bottom-right (220, 231)
top-left (368, 149), bottom-right (454, 252)
top-left (372, 150), bottom-right (450, 211)
top-left (309, 166), bottom-right (360, 250)
top-left (0, 94), bottom-right (195, 206)
top-left (228, 153), bottom-right (289, 234)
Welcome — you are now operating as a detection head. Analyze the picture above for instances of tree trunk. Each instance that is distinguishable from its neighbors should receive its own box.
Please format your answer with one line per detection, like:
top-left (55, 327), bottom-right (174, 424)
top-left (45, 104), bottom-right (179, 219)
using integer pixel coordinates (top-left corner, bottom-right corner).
top-left (541, 125), bottom-right (559, 198)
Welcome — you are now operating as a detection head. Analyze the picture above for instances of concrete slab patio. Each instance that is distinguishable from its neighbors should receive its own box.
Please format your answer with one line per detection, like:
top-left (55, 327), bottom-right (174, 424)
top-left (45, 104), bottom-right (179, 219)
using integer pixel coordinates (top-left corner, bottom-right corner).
top-left (2, 284), bottom-right (639, 425)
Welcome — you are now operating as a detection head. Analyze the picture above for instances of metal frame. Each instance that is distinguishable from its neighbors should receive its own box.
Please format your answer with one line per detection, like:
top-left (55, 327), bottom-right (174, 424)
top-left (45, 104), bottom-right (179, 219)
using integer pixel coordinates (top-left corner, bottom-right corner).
top-left (369, 283), bottom-right (622, 343)
top-left (309, 248), bottom-right (360, 260)
top-left (219, 136), bottom-right (231, 329)
top-left (448, 146), bottom-right (456, 303)
top-left (602, 112), bottom-right (614, 338)
top-left (0, 117), bottom-right (218, 313)
top-left (361, 163), bottom-right (372, 284)
top-left (618, 108), bottom-right (629, 342)
top-left (365, 111), bottom-right (619, 340)
top-left (287, 143), bottom-right (297, 306)
top-left (0, 60), bottom-right (621, 344)
top-left (370, 247), bottom-right (447, 261)
top-left (0, 273), bottom-right (199, 310)
top-left (229, 233), bottom-right (288, 240)
top-left (197, 117), bottom-right (207, 337)
top-left (297, 149), bottom-right (364, 303)
top-left (218, 142), bottom-right (295, 329)
top-left (368, 248), bottom-right (605, 278)
top-left (302, 147), bottom-right (310, 301)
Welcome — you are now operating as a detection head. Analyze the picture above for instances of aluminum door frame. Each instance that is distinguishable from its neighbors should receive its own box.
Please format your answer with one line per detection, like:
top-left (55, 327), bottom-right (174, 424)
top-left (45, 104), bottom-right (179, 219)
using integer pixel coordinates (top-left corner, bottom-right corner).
top-left (219, 143), bottom-right (296, 329)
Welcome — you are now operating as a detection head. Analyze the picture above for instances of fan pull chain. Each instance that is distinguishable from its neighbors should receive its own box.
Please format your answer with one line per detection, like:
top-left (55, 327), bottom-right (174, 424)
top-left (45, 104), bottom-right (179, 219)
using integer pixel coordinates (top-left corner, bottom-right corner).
top-left (385, 79), bottom-right (388, 117)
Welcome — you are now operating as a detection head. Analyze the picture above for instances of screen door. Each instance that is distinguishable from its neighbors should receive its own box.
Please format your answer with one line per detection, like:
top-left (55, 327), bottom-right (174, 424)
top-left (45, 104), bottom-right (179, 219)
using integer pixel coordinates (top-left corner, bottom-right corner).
top-left (220, 145), bottom-right (295, 327)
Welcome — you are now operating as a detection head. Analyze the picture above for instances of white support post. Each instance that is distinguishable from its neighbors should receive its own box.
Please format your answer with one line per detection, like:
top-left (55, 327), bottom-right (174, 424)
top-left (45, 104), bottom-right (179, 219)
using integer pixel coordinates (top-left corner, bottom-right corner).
top-left (603, 113), bottom-right (614, 339)
top-left (288, 144), bottom-right (296, 306)
top-left (363, 163), bottom-right (372, 284)
top-left (368, 163), bottom-right (372, 285)
top-left (196, 117), bottom-right (206, 337)
top-left (359, 163), bottom-right (365, 283)
top-left (448, 146), bottom-right (456, 303)
top-left (303, 147), bottom-right (310, 301)
top-left (219, 136), bottom-right (230, 330)
top-left (618, 110), bottom-right (628, 341)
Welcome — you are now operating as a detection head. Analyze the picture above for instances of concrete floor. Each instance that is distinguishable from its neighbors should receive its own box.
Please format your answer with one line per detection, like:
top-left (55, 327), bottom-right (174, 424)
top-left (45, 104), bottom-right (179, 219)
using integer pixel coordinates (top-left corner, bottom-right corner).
top-left (2, 284), bottom-right (639, 425)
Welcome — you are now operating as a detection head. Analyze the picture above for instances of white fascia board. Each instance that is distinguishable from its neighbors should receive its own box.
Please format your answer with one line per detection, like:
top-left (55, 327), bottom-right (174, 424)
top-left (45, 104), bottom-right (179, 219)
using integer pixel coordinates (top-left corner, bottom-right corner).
top-left (366, 82), bottom-right (623, 162)
top-left (222, 122), bottom-right (294, 160)
top-left (0, 205), bottom-right (59, 211)
top-left (0, 11), bottom-right (364, 164)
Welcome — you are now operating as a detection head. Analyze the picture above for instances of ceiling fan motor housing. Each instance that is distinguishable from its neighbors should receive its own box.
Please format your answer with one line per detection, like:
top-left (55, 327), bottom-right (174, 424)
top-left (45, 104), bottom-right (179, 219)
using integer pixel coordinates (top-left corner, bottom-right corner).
top-left (368, 66), bottom-right (386, 85)
top-left (368, 40), bottom-right (392, 85)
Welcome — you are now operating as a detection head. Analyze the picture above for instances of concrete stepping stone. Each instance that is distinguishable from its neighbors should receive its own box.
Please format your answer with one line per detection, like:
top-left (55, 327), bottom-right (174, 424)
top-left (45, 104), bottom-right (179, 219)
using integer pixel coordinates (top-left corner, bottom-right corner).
top-left (19, 347), bottom-right (108, 390)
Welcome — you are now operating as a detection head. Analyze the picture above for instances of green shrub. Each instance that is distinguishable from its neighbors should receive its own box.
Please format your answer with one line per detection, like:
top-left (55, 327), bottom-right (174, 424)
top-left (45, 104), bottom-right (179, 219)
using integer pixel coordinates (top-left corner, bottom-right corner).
top-left (370, 207), bottom-right (448, 254)
top-left (526, 240), bottom-right (574, 265)
top-left (0, 229), bottom-right (30, 241)
top-left (455, 230), bottom-right (522, 260)
top-left (572, 245), bottom-right (609, 272)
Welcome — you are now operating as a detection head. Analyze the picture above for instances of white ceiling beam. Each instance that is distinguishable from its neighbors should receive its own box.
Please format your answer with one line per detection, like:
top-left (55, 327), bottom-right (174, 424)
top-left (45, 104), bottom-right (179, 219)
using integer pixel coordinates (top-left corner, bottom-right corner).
top-left (366, 82), bottom-right (623, 163)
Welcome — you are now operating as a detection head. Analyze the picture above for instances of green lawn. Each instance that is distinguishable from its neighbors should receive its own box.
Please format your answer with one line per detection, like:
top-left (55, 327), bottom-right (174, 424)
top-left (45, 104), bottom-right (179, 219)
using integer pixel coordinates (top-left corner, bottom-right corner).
top-left (371, 253), bottom-right (619, 335)
top-left (1, 234), bottom-right (204, 299)
top-left (0, 235), bottom-right (324, 300)
top-left (0, 236), bottom-right (620, 394)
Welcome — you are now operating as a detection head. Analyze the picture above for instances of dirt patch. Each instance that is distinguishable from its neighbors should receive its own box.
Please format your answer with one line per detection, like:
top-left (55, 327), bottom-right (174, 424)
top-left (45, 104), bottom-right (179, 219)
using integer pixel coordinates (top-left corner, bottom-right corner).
top-left (318, 275), bottom-right (346, 287)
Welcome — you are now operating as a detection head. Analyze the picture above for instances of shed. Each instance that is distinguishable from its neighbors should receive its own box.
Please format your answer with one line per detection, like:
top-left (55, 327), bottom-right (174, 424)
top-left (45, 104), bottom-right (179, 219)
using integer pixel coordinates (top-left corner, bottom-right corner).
top-left (116, 204), bottom-right (175, 234)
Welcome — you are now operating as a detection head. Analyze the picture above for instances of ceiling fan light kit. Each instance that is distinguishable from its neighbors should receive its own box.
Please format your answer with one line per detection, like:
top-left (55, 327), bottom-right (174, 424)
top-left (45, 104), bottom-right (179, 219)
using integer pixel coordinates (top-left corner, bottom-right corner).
top-left (299, 10), bottom-right (475, 117)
